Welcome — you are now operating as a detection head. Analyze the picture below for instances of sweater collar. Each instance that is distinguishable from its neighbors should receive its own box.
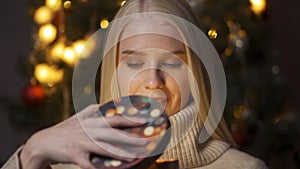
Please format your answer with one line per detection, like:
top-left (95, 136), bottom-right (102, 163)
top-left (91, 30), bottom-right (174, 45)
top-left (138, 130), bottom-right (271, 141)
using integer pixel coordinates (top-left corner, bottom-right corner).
top-left (159, 103), bottom-right (230, 168)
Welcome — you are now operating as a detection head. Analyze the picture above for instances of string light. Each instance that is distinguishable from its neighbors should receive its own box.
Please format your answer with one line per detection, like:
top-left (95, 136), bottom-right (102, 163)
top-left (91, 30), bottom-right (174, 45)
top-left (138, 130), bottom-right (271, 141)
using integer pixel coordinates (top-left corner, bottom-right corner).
top-left (79, 38), bottom-right (96, 59)
top-left (208, 28), bottom-right (218, 39)
top-left (64, 1), bottom-right (72, 9)
top-left (100, 19), bottom-right (109, 29)
top-left (46, 0), bottom-right (62, 11)
top-left (34, 6), bottom-right (53, 25)
top-left (235, 39), bottom-right (244, 48)
top-left (62, 47), bottom-right (77, 65)
top-left (34, 64), bottom-right (64, 84)
top-left (38, 24), bottom-right (57, 43)
top-left (84, 85), bottom-right (92, 94)
top-left (51, 42), bottom-right (65, 60)
top-left (224, 47), bottom-right (233, 56)
top-left (249, 0), bottom-right (266, 15)
top-left (72, 40), bottom-right (86, 55)
top-left (238, 29), bottom-right (247, 38)
top-left (233, 105), bottom-right (246, 119)
top-left (120, 0), bottom-right (126, 6)
top-left (272, 65), bottom-right (280, 74)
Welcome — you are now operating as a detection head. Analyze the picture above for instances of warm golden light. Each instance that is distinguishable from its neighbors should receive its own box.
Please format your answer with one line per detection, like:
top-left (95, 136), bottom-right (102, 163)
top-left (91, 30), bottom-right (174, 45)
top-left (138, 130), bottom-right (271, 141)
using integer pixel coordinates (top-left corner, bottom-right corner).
top-left (249, 0), bottom-right (266, 15)
top-left (63, 1), bottom-right (72, 9)
top-left (34, 6), bottom-right (53, 25)
top-left (34, 64), bottom-right (64, 84)
top-left (84, 85), bottom-right (92, 94)
top-left (38, 24), bottom-right (57, 43)
top-left (34, 64), bottom-right (50, 83)
top-left (208, 28), bottom-right (218, 39)
top-left (156, 159), bottom-right (177, 163)
top-left (46, 0), bottom-right (62, 11)
top-left (72, 40), bottom-right (86, 55)
top-left (224, 47), bottom-right (233, 56)
top-left (79, 38), bottom-right (96, 59)
top-left (62, 47), bottom-right (77, 65)
top-left (238, 30), bottom-right (247, 37)
top-left (233, 105), bottom-right (246, 119)
top-left (120, 0), bottom-right (126, 6)
top-left (51, 42), bottom-right (65, 60)
top-left (100, 19), bottom-right (109, 29)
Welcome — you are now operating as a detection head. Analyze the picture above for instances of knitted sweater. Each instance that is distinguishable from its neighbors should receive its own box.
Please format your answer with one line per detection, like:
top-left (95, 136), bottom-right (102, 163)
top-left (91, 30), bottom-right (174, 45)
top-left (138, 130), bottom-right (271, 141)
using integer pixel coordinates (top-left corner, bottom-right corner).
top-left (1, 104), bottom-right (268, 169)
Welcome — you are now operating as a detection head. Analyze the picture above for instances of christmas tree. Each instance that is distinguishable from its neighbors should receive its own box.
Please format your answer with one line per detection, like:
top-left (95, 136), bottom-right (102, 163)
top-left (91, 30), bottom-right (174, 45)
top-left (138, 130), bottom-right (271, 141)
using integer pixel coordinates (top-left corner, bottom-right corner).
top-left (1, 0), bottom-right (299, 168)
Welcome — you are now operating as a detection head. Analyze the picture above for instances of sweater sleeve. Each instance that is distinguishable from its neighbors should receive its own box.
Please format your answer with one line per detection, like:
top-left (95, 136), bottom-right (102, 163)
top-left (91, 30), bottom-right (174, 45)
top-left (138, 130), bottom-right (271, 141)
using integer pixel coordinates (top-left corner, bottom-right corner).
top-left (214, 148), bottom-right (269, 169)
top-left (0, 147), bottom-right (80, 169)
top-left (196, 148), bottom-right (268, 169)
top-left (1, 147), bottom-right (23, 169)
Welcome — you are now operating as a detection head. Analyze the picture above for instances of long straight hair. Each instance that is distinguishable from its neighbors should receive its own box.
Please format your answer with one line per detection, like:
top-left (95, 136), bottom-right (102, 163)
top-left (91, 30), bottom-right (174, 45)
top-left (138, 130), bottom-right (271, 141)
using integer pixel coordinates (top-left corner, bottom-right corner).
top-left (99, 0), bottom-right (236, 146)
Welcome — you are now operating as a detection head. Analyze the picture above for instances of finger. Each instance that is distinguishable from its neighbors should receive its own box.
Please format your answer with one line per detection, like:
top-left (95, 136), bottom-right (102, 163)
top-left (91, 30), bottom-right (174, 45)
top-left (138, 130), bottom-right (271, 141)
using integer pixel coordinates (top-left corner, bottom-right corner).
top-left (72, 153), bottom-right (97, 169)
top-left (83, 115), bottom-right (147, 128)
top-left (83, 141), bottom-right (136, 162)
top-left (76, 104), bottom-right (100, 120)
top-left (87, 128), bottom-right (149, 146)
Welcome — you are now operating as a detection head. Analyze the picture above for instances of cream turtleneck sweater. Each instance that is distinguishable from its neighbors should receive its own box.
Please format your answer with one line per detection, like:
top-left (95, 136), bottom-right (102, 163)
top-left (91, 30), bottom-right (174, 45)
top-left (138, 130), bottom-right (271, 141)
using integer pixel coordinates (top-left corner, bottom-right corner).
top-left (1, 104), bottom-right (267, 169)
top-left (158, 103), bottom-right (267, 169)
top-left (158, 103), bottom-right (231, 168)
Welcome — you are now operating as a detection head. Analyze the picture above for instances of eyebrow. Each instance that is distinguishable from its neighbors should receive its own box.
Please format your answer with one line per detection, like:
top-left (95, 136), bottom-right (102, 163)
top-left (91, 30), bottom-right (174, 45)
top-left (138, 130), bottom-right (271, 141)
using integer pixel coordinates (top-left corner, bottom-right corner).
top-left (121, 49), bottom-right (186, 55)
top-left (121, 50), bottom-right (144, 55)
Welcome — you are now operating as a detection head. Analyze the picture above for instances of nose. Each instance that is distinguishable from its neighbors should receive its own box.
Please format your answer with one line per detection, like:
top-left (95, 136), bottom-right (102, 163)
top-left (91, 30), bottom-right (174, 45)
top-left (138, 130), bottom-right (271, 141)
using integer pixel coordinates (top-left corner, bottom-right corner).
top-left (144, 69), bottom-right (164, 90)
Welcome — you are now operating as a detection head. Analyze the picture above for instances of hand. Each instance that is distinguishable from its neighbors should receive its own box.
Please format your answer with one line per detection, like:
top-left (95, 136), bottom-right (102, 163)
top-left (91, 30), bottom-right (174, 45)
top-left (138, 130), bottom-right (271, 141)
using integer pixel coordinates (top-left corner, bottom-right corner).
top-left (20, 104), bottom-right (148, 169)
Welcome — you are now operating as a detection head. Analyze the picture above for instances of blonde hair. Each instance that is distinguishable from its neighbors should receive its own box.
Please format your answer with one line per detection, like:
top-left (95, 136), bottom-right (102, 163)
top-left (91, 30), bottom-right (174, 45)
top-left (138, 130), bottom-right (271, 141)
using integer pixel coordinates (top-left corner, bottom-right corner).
top-left (99, 0), bottom-right (235, 146)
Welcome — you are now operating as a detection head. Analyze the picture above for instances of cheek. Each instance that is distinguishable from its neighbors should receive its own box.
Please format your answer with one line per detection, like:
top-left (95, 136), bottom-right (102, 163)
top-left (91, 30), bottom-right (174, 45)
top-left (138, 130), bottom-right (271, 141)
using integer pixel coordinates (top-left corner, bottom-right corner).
top-left (117, 66), bottom-right (131, 95)
top-left (117, 69), bottom-right (141, 95)
top-left (167, 70), bottom-right (191, 102)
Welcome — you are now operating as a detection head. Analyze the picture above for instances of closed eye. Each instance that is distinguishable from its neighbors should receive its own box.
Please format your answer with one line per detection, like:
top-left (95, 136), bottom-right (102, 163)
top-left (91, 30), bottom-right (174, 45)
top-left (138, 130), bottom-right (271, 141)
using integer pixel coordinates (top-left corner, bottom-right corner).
top-left (162, 62), bottom-right (182, 68)
top-left (127, 62), bottom-right (145, 68)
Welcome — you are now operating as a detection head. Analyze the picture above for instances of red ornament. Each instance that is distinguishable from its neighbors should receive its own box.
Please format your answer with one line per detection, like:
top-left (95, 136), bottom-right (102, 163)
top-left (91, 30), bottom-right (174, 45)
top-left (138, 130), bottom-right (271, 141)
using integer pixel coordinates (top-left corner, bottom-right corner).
top-left (232, 130), bottom-right (248, 146)
top-left (21, 84), bottom-right (45, 107)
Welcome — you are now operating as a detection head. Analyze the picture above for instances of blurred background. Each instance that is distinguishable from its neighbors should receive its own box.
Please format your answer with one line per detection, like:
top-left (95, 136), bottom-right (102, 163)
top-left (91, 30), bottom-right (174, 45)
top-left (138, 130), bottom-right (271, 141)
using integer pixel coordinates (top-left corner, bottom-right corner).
top-left (0, 0), bottom-right (299, 168)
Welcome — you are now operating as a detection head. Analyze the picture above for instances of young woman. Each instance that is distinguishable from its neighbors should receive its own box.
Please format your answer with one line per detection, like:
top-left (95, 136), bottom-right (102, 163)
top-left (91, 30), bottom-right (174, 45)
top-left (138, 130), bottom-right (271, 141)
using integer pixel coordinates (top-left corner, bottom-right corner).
top-left (2, 0), bottom-right (268, 168)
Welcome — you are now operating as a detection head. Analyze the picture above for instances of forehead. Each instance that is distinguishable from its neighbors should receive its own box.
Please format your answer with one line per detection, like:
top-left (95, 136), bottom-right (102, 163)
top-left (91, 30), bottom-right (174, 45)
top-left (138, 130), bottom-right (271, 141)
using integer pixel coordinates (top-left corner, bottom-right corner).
top-left (119, 16), bottom-right (184, 42)
top-left (118, 34), bottom-right (185, 52)
top-left (118, 34), bottom-right (188, 64)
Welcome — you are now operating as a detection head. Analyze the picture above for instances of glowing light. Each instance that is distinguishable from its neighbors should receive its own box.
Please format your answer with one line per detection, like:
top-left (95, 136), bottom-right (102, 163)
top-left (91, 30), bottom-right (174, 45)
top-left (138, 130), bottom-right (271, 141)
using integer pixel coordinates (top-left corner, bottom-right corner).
top-left (62, 47), bottom-right (77, 65)
top-left (272, 65), bottom-right (280, 74)
top-left (235, 39), bottom-right (244, 48)
top-left (84, 85), bottom-right (92, 94)
top-left (72, 40), bottom-right (86, 55)
top-left (224, 47), bottom-right (233, 56)
top-left (238, 30), bottom-right (247, 37)
top-left (46, 0), bottom-right (62, 11)
top-left (249, 0), bottom-right (266, 15)
top-left (51, 42), bottom-right (65, 60)
top-left (100, 19), bottom-right (109, 29)
top-left (64, 1), bottom-right (71, 9)
top-left (38, 24), bottom-right (57, 43)
top-left (34, 64), bottom-right (49, 83)
top-left (120, 0), bottom-right (126, 6)
top-left (79, 38), bottom-right (96, 59)
top-left (208, 28), bottom-right (218, 39)
top-left (34, 64), bottom-right (64, 84)
top-left (34, 6), bottom-right (52, 25)
top-left (156, 159), bottom-right (177, 163)
top-left (233, 105), bottom-right (246, 119)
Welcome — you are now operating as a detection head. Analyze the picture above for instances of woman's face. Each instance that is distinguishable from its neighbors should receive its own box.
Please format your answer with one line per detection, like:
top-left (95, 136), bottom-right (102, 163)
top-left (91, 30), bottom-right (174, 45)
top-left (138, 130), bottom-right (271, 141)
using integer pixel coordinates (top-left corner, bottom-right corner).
top-left (117, 34), bottom-right (191, 116)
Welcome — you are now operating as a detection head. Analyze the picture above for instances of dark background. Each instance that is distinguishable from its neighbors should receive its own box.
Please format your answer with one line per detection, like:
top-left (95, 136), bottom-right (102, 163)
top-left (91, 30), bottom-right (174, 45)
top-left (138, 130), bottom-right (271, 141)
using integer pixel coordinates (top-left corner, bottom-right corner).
top-left (0, 0), bottom-right (300, 165)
